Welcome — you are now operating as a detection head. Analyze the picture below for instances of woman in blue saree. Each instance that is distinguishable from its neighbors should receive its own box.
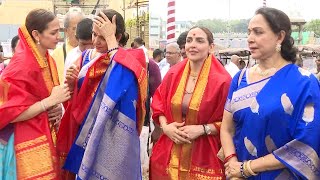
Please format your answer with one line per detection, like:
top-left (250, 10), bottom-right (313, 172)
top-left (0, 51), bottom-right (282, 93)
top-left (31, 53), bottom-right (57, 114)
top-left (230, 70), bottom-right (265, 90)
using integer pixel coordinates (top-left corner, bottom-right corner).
top-left (58, 9), bottom-right (147, 180)
top-left (221, 7), bottom-right (320, 180)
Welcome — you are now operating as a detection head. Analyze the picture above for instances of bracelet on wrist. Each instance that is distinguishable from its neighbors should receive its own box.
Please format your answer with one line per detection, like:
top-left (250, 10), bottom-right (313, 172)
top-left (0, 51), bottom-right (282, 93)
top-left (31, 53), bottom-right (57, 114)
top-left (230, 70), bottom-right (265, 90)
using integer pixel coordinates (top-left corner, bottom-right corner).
top-left (240, 162), bottom-right (249, 178)
top-left (223, 153), bottom-right (237, 164)
top-left (247, 160), bottom-right (258, 176)
top-left (40, 100), bottom-right (47, 112)
top-left (107, 47), bottom-right (119, 54)
top-left (202, 125), bottom-right (206, 135)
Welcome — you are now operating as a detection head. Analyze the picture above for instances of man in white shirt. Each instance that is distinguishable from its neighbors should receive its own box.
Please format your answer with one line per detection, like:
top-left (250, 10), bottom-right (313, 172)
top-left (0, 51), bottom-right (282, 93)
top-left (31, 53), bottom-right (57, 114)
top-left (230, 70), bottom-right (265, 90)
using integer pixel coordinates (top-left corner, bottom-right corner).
top-left (225, 55), bottom-right (241, 78)
top-left (160, 43), bottom-right (181, 79)
top-left (64, 18), bottom-right (94, 77)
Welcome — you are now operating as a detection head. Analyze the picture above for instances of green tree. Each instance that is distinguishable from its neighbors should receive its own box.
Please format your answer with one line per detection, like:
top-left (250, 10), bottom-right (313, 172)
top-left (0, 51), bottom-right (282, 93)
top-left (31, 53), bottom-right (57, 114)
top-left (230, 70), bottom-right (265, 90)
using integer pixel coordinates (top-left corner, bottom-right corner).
top-left (305, 19), bottom-right (320, 36)
top-left (195, 19), bottom-right (249, 33)
top-left (230, 19), bottom-right (249, 33)
top-left (195, 19), bottom-right (227, 33)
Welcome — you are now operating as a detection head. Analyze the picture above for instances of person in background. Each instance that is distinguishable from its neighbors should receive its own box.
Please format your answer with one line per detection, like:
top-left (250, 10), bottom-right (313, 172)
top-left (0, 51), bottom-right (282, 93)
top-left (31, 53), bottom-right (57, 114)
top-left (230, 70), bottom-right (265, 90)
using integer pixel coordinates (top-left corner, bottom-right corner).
top-left (160, 42), bottom-right (181, 79)
top-left (239, 59), bottom-right (246, 70)
top-left (0, 45), bottom-right (10, 63)
top-left (152, 48), bottom-right (164, 63)
top-left (0, 35), bottom-right (19, 74)
top-left (150, 26), bottom-right (231, 179)
top-left (64, 18), bottom-right (94, 74)
top-left (133, 37), bottom-right (149, 61)
top-left (221, 7), bottom-right (320, 179)
top-left (225, 54), bottom-right (241, 77)
top-left (158, 32), bottom-right (188, 77)
top-left (177, 31), bottom-right (188, 59)
top-left (52, 10), bottom-right (84, 83)
top-left (0, 8), bottom-right (71, 179)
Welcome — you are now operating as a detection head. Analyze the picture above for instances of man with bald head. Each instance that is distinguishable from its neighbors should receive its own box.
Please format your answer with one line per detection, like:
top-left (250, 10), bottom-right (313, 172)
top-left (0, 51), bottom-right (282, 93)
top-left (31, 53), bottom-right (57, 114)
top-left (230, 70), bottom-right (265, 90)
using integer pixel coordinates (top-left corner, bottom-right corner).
top-left (160, 43), bottom-right (181, 78)
top-left (52, 10), bottom-right (84, 83)
top-left (225, 54), bottom-right (241, 77)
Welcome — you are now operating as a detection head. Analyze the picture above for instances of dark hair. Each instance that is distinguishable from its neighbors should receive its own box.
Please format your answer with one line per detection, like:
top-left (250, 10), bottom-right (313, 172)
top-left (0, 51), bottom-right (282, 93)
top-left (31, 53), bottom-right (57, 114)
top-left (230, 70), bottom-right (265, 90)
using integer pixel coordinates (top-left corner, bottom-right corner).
top-left (76, 18), bottom-right (93, 40)
top-left (119, 32), bottom-right (129, 47)
top-left (99, 9), bottom-right (125, 38)
top-left (134, 37), bottom-right (144, 46)
top-left (153, 49), bottom-right (163, 59)
top-left (177, 31), bottom-right (188, 47)
top-left (255, 7), bottom-right (297, 63)
top-left (25, 9), bottom-right (56, 41)
top-left (189, 26), bottom-right (214, 45)
top-left (11, 35), bottom-right (19, 50)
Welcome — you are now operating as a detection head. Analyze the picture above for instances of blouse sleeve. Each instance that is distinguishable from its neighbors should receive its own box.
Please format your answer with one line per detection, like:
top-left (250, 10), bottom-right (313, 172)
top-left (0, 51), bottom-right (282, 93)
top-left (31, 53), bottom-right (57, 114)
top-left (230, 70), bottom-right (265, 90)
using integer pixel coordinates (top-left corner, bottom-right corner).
top-left (224, 70), bottom-right (244, 112)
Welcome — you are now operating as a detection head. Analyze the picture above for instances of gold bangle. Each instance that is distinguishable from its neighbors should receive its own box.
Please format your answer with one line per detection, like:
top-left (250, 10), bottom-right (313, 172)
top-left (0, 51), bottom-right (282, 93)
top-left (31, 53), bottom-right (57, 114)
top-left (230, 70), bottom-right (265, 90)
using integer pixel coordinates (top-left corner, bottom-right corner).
top-left (247, 160), bottom-right (258, 176)
top-left (243, 161), bottom-right (251, 177)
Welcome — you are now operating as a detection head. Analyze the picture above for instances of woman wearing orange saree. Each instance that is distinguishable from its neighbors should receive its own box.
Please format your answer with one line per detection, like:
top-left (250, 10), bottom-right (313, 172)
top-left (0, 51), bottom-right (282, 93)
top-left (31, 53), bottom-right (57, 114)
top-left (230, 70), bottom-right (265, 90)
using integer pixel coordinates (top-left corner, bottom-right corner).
top-left (0, 9), bottom-right (70, 179)
top-left (150, 27), bottom-right (231, 179)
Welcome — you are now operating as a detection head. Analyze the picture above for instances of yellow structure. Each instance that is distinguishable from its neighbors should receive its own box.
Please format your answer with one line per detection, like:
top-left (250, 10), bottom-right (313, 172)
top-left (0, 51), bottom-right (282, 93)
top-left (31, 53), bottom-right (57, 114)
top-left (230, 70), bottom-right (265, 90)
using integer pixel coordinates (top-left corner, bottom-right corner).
top-left (0, 0), bottom-right (54, 25)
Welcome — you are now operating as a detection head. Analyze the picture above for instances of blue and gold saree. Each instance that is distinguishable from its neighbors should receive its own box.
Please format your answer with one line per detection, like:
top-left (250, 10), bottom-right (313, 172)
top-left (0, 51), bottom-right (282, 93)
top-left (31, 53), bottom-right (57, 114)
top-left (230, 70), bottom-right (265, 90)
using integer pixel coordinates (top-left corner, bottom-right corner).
top-left (225, 64), bottom-right (320, 179)
top-left (61, 48), bottom-right (147, 180)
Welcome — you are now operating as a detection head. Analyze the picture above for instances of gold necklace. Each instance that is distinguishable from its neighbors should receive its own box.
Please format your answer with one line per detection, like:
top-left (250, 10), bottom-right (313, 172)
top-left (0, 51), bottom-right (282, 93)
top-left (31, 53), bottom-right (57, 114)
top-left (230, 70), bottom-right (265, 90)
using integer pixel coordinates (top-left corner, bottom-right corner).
top-left (185, 72), bottom-right (198, 94)
top-left (254, 65), bottom-right (276, 76)
top-left (189, 72), bottom-right (198, 82)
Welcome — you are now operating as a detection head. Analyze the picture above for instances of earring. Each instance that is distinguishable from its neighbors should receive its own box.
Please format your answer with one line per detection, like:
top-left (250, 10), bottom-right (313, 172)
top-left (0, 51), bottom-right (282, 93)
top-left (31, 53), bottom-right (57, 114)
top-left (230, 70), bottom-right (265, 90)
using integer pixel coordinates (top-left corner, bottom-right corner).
top-left (276, 43), bottom-right (281, 52)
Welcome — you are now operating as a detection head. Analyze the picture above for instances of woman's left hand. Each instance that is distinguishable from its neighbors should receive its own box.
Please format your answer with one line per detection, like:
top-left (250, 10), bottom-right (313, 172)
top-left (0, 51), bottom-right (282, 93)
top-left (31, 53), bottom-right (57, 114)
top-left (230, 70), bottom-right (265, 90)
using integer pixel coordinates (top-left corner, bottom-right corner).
top-left (178, 125), bottom-right (204, 141)
top-left (47, 104), bottom-right (63, 127)
top-left (224, 161), bottom-right (242, 179)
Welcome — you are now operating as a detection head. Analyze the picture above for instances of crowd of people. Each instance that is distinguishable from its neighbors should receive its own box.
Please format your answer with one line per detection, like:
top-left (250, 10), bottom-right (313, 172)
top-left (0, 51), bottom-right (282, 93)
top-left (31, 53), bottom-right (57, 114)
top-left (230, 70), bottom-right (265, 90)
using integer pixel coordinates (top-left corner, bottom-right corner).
top-left (0, 6), bottom-right (319, 180)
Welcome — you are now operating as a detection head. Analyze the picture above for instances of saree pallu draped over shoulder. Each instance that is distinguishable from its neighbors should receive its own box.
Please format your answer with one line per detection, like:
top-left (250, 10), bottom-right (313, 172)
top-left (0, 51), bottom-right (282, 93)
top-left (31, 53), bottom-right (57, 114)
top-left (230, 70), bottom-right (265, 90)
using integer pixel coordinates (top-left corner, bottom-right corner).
top-left (225, 64), bottom-right (320, 179)
top-left (0, 26), bottom-right (60, 179)
top-left (150, 55), bottom-right (232, 180)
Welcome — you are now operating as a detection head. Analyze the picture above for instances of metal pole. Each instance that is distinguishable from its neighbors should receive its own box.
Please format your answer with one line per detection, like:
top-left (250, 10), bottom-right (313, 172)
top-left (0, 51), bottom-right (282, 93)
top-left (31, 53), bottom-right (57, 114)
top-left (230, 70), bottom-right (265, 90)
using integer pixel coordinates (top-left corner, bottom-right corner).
top-left (136, 0), bottom-right (139, 37)
top-left (123, 0), bottom-right (126, 22)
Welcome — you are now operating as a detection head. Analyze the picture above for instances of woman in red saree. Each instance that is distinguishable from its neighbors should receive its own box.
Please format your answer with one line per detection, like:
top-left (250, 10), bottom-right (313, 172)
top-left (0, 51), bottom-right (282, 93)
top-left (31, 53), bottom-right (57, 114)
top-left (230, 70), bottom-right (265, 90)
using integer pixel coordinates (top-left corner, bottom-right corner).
top-left (150, 27), bottom-right (231, 179)
top-left (0, 9), bottom-right (70, 179)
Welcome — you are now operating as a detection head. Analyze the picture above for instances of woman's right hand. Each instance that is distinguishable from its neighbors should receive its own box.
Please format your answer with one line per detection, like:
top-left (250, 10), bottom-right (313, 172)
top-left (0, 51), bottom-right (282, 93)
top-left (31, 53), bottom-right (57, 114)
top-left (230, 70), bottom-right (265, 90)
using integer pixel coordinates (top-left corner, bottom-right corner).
top-left (162, 122), bottom-right (191, 144)
top-left (65, 64), bottom-right (79, 94)
top-left (45, 85), bottom-right (71, 107)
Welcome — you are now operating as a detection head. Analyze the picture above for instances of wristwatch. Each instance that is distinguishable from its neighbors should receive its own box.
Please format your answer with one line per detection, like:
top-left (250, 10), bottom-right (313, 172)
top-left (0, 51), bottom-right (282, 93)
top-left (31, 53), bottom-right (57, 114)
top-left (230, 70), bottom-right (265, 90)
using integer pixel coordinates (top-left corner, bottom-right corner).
top-left (204, 124), bottom-right (212, 135)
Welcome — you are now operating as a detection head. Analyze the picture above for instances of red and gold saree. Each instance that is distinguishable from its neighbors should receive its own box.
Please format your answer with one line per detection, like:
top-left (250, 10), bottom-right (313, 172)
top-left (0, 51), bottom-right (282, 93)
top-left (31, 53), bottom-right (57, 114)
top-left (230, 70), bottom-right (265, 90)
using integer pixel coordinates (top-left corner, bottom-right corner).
top-left (150, 55), bottom-right (231, 180)
top-left (0, 26), bottom-right (60, 179)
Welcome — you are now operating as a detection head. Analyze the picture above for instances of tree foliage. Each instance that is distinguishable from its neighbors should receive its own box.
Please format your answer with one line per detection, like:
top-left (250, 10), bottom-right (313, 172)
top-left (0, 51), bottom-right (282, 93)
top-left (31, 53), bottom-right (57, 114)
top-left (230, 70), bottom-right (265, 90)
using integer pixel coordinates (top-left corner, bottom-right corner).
top-left (195, 19), bottom-right (249, 33)
top-left (305, 19), bottom-right (320, 36)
